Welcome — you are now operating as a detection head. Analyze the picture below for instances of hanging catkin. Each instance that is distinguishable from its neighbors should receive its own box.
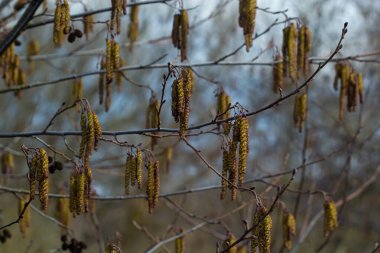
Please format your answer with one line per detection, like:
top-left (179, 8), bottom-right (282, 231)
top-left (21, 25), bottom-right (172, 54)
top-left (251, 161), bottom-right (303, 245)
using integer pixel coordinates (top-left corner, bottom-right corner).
top-left (282, 209), bottom-right (296, 250)
top-left (19, 197), bottom-right (30, 238)
top-left (175, 228), bottom-right (185, 253)
top-left (216, 90), bottom-right (232, 134)
top-left (272, 53), bottom-right (284, 93)
top-left (37, 148), bottom-right (49, 212)
top-left (83, 15), bottom-right (94, 40)
top-left (55, 189), bottom-right (70, 226)
top-left (237, 116), bottom-right (248, 187)
top-left (283, 23), bottom-right (298, 81)
top-left (128, 5), bottom-right (139, 50)
top-left (180, 10), bottom-right (189, 62)
top-left (292, 92), bottom-right (307, 132)
top-left (238, 0), bottom-right (256, 52)
top-left (323, 197), bottom-right (338, 237)
top-left (251, 206), bottom-right (272, 253)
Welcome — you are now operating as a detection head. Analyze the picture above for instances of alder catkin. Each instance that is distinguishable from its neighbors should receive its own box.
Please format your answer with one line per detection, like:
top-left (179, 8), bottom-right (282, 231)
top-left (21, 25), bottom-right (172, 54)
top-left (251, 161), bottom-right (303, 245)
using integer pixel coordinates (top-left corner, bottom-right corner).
top-left (172, 14), bottom-right (181, 49)
top-left (93, 112), bottom-right (102, 151)
top-left (297, 26), bottom-right (306, 79)
top-left (220, 149), bottom-right (229, 200)
top-left (55, 189), bottom-right (70, 226)
top-left (125, 154), bottom-right (132, 194)
top-left (128, 6), bottom-right (139, 50)
top-left (323, 198), bottom-right (338, 237)
top-left (175, 228), bottom-right (185, 253)
top-left (153, 161), bottom-right (160, 208)
top-left (239, 0), bottom-right (256, 52)
top-left (37, 148), bottom-right (49, 212)
top-left (282, 209), bottom-right (296, 250)
top-left (136, 148), bottom-right (143, 189)
top-left (180, 10), bottom-right (189, 62)
top-left (272, 54), bottom-right (284, 93)
top-left (238, 116), bottom-right (249, 187)
top-left (287, 23), bottom-right (298, 81)
top-left (146, 161), bottom-right (154, 213)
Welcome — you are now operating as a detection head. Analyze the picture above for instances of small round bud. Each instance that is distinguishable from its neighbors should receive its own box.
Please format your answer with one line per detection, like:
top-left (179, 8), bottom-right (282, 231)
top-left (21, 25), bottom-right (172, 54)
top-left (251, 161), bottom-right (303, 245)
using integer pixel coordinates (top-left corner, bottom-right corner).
top-left (74, 29), bottom-right (83, 38)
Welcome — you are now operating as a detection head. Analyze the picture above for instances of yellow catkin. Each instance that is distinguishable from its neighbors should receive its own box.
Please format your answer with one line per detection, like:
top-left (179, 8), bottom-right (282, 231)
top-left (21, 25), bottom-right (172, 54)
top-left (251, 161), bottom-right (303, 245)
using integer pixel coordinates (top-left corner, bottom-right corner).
top-left (323, 198), bottom-right (338, 237)
top-left (1, 152), bottom-right (14, 174)
top-left (86, 110), bottom-right (95, 156)
top-left (130, 154), bottom-right (137, 187)
top-left (287, 23), bottom-right (298, 81)
top-left (53, 1), bottom-right (62, 46)
top-left (293, 93), bottom-right (307, 132)
top-left (153, 161), bottom-right (160, 208)
top-left (180, 68), bottom-right (194, 137)
top-left (69, 173), bottom-right (77, 215)
top-left (175, 228), bottom-right (185, 253)
top-left (99, 57), bottom-right (106, 105)
top-left (83, 15), bottom-right (94, 40)
top-left (27, 40), bottom-right (40, 59)
top-left (164, 147), bottom-right (173, 174)
top-left (29, 153), bottom-right (39, 199)
top-left (79, 112), bottom-right (87, 158)
top-left (55, 190), bottom-right (70, 226)
top-left (106, 38), bottom-right (114, 84)
top-left (180, 10), bottom-right (189, 62)
top-left (357, 73), bottom-right (364, 104)
top-left (172, 14), bottom-right (181, 49)
top-left (112, 41), bottom-right (120, 70)
top-left (251, 209), bottom-right (259, 253)
top-left (38, 148), bottom-right (49, 212)
top-left (303, 26), bottom-right (312, 76)
top-left (272, 54), bottom-right (284, 93)
top-left (339, 63), bottom-right (350, 120)
top-left (93, 112), bottom-right (102, 151)
top-left (76, 171), bottom-right (86, 215)
top-left (297, 26), bottom-right (306, 79)
top-left (171, 79), bottom-right (180, 123)
top-left (19, 197), bottom-right (30, 237)
top-left (63, 0), bottom-right (71, 34)
top-left (228, 137), bottom-right (238, 200)
top-left (110, 0), bottom-right (116, 31)
top-left (238, 117), bottom-right (248, 187)
top-left (116, 0), bottom-right (122, 34)
top-left (125, 154), bottom-right (132, 194)
top-left (283, 210), bottom-right (296, 250)
top-left (146, 161), bottom-right (154, 213)
top-left (136, 148), bottom-right (143, 189)
top-left (128, 6), bottom-right (139, 50)
top-left (251, 207), bottom-right (272, 253)
top-left (239, 0), bottom-right (256, 52)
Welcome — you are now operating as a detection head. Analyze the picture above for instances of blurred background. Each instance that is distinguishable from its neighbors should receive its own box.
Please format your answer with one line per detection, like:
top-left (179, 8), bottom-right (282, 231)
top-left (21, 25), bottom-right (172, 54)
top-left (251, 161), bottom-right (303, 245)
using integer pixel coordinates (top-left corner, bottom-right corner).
top-left (0, 0), bottom-right (379, 252)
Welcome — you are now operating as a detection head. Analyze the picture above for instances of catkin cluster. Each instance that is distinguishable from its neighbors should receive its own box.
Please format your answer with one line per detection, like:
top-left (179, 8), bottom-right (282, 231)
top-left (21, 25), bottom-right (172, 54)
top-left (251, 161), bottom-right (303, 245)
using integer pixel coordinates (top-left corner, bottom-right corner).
top-left (238, 0), bottom-right (256, 52)
top-left (282, 209), bottom-right (296, 250)
top-left (333, 62), bottom-right (364, 120)
top-left (175, 228), bottom-right (185, 253)
top-left (216, 90), bottom-right (232, 135)
top-left (124, 148), bottom-right (143, 194)
top-left (146, 160), bottom-right (160, 213)
top-left (171, 68), bottom-right (194, 137)
top-left (292, 92), bottom-right (307, 132)
top-left (83, 15), bottom-right (94, 40)
top-left (282, 23), bottom-right (312, 82)
top-left (78, 106), bottom-right (102, 206)
top-left (103, 38), bottom-right (122, 111)
top-left (55, 189), bottom-right (70, 226)
top-left (19, 197), bottom-right (31, 238)
top-left (128, 5), bottom-right (139, 50)
top-left (0, 43), bottom-right (26, 90)
top-left (323, 198), bottom-right (338, 237)
top-left (221, 116), bottom-right (249, 200)
top-left (1, 152), bottom-right (14, 175)
top-left (171, 10), bottom-right (189, 62)
top-left (251, 206), bottom-right (272, 253)
top-left (110, 0), bottom-right (126, 35)
top-left (28, 148), bottom-right (49, 211)
top-left (53, 0), bottom-right (71, 47)
top-left (272, 53), bottom-right (284, 93)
